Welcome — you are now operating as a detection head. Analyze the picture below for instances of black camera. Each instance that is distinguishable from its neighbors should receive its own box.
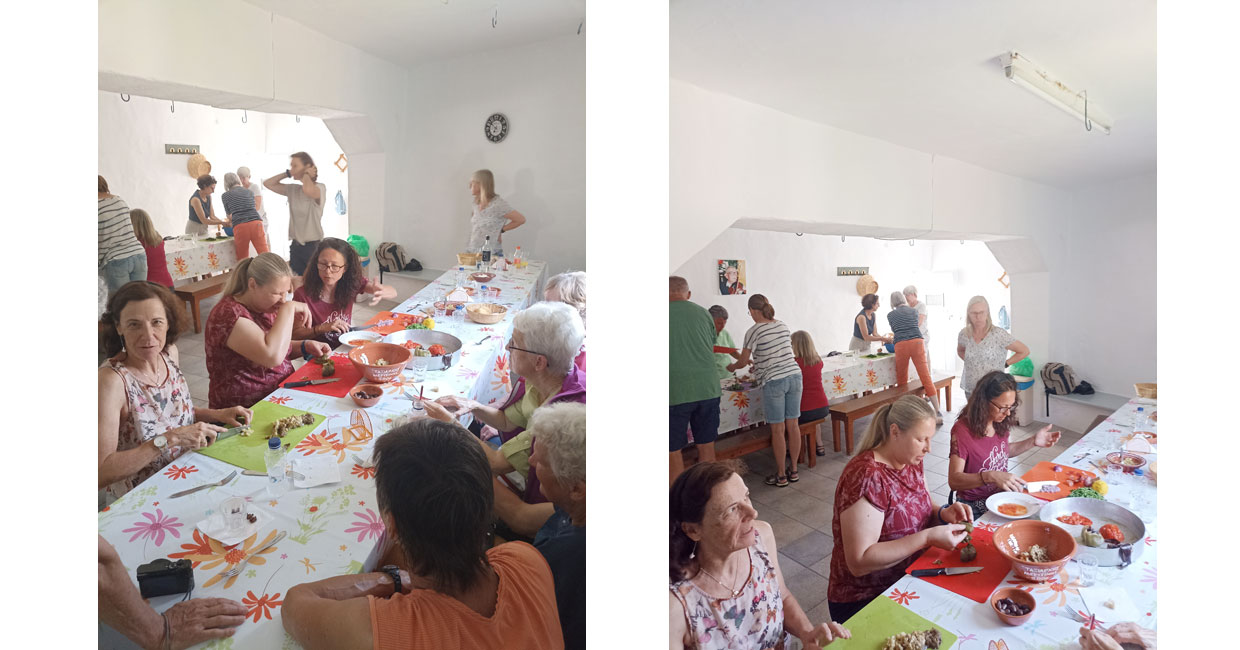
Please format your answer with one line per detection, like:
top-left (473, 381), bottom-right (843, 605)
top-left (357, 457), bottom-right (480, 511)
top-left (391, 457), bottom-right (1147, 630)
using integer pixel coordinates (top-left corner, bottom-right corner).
top-left (137, 558), bottom-right (195, 599)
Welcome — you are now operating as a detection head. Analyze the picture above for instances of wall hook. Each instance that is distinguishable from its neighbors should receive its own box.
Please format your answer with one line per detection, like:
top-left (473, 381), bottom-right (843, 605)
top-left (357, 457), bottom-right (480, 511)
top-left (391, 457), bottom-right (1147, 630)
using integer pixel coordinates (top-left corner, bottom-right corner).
top-left (492, 5), bottom-right (498, 28)
top-left (120, 93), bottom-right (130, 102)
top-left (242, 110), bottom-right (248, 124)
top-left (295, 115), bottom-right (301, 123)
top-left (577, 20), bottom-right (583, 35)
top-left (170, 100), bottom-right (175, 113)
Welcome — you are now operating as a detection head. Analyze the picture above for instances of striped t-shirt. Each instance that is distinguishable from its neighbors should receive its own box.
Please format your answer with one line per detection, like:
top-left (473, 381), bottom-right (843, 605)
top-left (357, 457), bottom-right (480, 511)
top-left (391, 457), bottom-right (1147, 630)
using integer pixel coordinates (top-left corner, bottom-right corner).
top-left (220, 186), bottom-right (263, 227)
top-left (742, 320), bottom-right (800, 383)
top-left (888, 306), bottom-right (923, 343)
top-left (98, 195), bottom-right (144, 269)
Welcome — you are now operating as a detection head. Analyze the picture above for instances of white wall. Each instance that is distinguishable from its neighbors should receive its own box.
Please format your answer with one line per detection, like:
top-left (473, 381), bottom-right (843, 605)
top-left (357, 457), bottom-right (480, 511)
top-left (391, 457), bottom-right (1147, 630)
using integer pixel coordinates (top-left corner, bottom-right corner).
top-left (671, 79), bottom-right (1155, 423)
top-left (97, 92), bottom-right (348, 261)
top-left (395, 36), bottom-right (586, 275)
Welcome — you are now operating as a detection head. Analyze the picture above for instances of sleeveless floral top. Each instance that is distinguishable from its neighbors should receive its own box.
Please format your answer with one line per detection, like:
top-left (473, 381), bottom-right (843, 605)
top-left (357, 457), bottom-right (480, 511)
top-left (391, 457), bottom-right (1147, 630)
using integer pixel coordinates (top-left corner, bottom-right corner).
top-left (104, 351), bottom-right (195, 499)
top-left (671, 529), bottom-right (789, 650)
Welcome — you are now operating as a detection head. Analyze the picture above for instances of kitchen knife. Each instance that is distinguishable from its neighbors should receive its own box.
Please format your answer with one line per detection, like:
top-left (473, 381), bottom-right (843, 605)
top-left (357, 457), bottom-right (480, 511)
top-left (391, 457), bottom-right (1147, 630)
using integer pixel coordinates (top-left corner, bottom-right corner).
top-left (350, 324), bottom-right (378, 331)
top-left (285, 378), bottom-right (341, 388)
top-left (213, 425), bottom-right (251, 442)
top-left (910, 566), bottom-right (984, 578)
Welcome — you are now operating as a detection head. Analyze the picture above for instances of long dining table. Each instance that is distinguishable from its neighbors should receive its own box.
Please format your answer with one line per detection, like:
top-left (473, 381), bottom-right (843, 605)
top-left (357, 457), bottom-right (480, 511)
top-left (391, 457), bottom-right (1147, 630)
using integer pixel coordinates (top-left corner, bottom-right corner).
top-left (98, 261), bottom-right (547, 649)
top-left (869, 398), bottom-right (1158, 648)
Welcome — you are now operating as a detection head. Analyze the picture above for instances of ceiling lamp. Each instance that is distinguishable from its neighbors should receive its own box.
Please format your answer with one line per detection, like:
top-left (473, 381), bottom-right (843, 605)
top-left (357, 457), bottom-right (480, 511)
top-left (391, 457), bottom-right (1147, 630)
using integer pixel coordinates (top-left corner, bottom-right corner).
top-left (1001, 51), bottom-right (1112, 135)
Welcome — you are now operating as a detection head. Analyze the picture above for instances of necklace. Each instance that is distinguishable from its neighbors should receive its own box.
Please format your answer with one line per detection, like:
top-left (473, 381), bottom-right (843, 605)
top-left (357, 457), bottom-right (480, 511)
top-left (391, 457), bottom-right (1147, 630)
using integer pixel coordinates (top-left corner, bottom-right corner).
top-left (697, 553), bottom-right (745, 598)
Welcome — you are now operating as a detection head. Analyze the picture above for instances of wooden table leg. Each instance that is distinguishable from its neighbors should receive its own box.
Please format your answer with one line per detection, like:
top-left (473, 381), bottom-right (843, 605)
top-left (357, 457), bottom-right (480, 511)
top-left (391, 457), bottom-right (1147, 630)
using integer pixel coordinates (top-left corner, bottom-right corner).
top-left (831, 417), bottom-right (842, 453)
top-left (191, 298), bottom-right (202, 334)
top-left (845, 418), bottom-right (855, 455)
top-left (945, 380), bottom-right (953, 411)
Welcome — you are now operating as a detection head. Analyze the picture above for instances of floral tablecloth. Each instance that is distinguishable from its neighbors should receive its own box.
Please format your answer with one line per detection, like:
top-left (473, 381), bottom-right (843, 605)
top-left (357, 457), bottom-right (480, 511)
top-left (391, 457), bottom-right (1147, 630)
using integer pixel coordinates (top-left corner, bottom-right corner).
top-left (876, 399), bottom-right (1158, 649)
top-left (165, 236), bottom-right (238, 281)
top-left (98, 262), bottom-right (548, 649)
top-left (718, 353), bottom-right (897, 434)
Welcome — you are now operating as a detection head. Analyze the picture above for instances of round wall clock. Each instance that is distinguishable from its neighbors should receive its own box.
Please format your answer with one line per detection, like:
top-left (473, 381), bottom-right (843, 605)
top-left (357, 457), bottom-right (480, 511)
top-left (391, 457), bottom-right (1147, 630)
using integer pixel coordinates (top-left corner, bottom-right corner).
top-left (485, 113), bottom-right (509, 142)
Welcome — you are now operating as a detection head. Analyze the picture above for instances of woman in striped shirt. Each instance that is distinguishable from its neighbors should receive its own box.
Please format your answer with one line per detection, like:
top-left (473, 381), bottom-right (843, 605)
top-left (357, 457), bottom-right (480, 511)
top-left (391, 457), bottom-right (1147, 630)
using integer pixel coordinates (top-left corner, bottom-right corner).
top-left (888, 291), bottom-right (943, 424)
top-left (728, 294), bottom-right (803, 487)
top-left (98, 175), bottom-right (147, 293)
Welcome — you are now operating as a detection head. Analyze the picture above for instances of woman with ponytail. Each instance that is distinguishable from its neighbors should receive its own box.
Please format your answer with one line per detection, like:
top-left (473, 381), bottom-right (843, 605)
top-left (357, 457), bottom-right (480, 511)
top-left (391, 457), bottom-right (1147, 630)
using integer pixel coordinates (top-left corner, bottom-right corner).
top-left (727, 294), bottom-right (803, 487)
top-left (827, 395), bottom-right (973, 622)
top-left (203, 253), bottom-right (330, 409)
top-left (670, 461), bottom-right (850, 649)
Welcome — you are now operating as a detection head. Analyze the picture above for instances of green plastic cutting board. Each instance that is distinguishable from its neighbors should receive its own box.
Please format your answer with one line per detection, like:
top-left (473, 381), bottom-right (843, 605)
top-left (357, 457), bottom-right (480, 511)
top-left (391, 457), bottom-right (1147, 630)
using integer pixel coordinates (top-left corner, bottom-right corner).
top-left (196, 401), bottom-right (325, 472)
top-left (827, 594), bottom-right (957, 649)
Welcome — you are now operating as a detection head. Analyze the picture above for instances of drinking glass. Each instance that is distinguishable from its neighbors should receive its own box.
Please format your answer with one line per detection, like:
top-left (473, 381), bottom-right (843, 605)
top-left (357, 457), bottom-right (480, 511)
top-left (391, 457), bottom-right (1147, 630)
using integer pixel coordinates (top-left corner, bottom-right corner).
top-left (1076, 555), bottom-right (1098, 587)
top-left (452, 307), bottom-right (466, 329)
top-left (221, 497), bottom-right (247, 533)
top-left (412, 355), bottom-right (428, 382)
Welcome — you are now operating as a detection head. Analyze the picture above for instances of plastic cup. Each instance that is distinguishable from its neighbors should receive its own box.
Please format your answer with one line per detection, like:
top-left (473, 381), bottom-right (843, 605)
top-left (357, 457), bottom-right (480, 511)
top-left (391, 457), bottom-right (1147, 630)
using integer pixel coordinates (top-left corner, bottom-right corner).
top-left (221, 497), bottom-right (247, 533)
top-left (1077, 555), bottom-right (1098, 587)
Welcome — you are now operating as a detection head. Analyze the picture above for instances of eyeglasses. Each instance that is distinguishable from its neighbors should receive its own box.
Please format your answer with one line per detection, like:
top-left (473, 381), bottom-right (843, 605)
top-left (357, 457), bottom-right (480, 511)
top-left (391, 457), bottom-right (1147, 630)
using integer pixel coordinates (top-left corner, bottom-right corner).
top-left (317, 262), bottom-right (346, 272)
top-left (990, 401), bottom-right (1017, 414)
top-left (505, 339), bottom-right (544, 357)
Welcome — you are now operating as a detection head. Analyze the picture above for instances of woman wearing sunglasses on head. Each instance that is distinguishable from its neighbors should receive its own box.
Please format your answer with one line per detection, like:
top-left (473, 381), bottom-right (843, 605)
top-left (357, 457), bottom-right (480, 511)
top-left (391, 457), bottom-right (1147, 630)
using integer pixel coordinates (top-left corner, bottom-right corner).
top-left (946, 370), bottom-right (1061, 519)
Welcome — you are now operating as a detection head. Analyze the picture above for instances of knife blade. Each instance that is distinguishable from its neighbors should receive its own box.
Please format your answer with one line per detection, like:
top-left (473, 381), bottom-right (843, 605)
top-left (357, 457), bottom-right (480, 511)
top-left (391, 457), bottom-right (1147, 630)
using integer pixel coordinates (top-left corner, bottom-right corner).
top-left (910, 566), bottom-right (984, 578)
top-left (350, 324), bottom-right (378, 331)
top-left (285, 378), bottom-right (341, 388)
top-left (214, 425), bottom-right (251, 442)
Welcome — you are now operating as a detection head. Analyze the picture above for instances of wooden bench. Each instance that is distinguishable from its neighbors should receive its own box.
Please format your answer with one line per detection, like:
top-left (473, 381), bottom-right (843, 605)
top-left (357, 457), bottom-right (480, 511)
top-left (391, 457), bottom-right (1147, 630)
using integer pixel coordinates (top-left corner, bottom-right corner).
top-left (708, 418), bottom-right (824, 469)
top-left (173, 272), bottom-right (230, 333)
top-left (828, 375), bottom-right (956, 455)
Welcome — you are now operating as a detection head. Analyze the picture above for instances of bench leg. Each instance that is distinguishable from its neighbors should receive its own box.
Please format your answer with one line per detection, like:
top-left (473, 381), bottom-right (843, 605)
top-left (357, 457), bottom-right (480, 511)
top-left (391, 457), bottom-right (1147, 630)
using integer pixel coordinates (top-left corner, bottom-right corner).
top-left (831, 417), bottom-right (842, 453)
top-left (800, 423), bottom-right (817, 468)
top-left (945, 381), bottom-right (952, 411)
top-left (845, 419), bottom-right (855, 455)
top-left (190, 298), bottom-right (203, 334)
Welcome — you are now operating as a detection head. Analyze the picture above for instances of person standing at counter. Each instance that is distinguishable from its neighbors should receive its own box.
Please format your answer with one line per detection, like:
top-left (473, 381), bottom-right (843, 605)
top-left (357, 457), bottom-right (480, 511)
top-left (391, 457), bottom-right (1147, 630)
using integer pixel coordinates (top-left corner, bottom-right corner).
top-left (220, 172), bottom-right (269, 259)
top-left (849, 293), bottom-right (892, 352)
top-left (792, 330), bottom-right (830, 457)
top-left (670, 277), bottom-right (721, 482)
top-left (889, 291), bottom-right (943, 425)
top-left (903, 285), bottom-right (930, 369)
top-left (264, 152), bottom-right (325, 275)
top-left (237, 166), bottom-right (268, 244)
top-left (709, 305), bottom-right (740, 380)
top-left (98, 175), bottom-right (147, 293)
top-left (187, 175), bottom-right (227, 236)
top-left (467, 169), bottom-right (526, 258)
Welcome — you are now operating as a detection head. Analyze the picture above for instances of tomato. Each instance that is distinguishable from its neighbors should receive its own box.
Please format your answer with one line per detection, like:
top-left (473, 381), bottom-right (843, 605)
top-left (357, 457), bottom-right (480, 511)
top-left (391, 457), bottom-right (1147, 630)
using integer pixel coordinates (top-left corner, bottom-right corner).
top-left (1099, 524), bottom-right (1124, 543)
top-left (402, 341), bottom-right (423, 350)
top-left (1057, 512), bottom-right (1093, 526)
top-left (428, 344), bottom-right (447, 356)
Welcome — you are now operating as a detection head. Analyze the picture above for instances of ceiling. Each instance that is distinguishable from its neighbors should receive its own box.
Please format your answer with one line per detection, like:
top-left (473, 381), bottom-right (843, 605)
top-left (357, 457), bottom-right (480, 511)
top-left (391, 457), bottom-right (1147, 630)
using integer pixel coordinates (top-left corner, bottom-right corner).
top-left (245, 0), bottom-right (584, 67)
top-left (672, 0), bottom-right (1156, 188)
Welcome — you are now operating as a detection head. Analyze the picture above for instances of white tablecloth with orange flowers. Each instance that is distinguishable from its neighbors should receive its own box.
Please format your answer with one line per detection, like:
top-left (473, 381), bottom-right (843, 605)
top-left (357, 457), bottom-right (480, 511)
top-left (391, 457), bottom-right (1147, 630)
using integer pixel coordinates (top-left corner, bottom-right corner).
top-left (718, 352), bottom-right (897, 434)
top-left (165, 235), bottom-right (239, 281)
top-left (867, 399), bottom-right (1158, 649)
top-left (98, 263), bottom-right (547, 649)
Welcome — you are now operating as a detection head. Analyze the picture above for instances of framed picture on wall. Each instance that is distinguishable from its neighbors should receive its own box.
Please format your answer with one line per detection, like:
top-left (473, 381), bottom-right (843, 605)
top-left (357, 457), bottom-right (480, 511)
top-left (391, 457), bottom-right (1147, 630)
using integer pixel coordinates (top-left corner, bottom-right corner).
top-left (718, 260), bottom-right (747, 295)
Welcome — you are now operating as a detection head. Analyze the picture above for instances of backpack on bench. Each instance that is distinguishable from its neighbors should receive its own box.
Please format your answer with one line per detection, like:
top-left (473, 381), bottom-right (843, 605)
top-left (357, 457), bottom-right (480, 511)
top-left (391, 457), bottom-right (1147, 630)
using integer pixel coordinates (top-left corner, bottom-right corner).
top-left (375, 242), bottom-right (422, 273)
top-left (1041, 362), bottom-right (1094, 396)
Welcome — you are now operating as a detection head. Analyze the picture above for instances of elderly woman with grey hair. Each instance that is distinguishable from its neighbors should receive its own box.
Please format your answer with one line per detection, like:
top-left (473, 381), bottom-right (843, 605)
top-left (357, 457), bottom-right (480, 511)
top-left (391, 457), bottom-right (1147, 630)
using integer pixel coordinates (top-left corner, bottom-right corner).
top-left (903, 285), bottom-right (931, 370)
top-left (709, 305), bottom-right (740, 380)
top-left (220, 172), bottom-right (268, 258)
top-left (546, 271), bottom-right (587, 370)
top-left (889, 291), bottom-right (943, 424)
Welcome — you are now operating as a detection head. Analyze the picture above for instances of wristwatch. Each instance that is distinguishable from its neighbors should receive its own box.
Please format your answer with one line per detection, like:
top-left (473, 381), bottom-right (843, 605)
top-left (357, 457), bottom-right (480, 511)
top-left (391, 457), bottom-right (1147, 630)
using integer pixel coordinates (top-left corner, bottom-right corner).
top-left (152, 434), bottom-right (168, 450)
top-left (286, 169), bottom-right (292, 179)
top-left (380, 565), bottom-right (402, 596)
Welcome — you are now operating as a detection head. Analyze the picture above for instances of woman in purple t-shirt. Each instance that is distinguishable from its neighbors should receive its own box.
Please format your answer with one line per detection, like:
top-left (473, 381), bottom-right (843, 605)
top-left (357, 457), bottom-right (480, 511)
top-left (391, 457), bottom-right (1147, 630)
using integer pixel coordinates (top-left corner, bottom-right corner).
top-left (947, 370), bottom-right (1062, 518)
top-left (292, 238), bottom-right (397, 346)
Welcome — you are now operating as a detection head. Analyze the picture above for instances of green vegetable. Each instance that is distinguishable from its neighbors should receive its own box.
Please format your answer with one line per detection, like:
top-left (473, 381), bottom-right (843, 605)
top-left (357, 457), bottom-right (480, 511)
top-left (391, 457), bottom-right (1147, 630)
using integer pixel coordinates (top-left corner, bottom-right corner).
top-left (1069, 488), bottom-right (1104, 500)
top-left (404, 322), bottom-right (428, 330)
top-left (321, 360), bottom-right (335, 377)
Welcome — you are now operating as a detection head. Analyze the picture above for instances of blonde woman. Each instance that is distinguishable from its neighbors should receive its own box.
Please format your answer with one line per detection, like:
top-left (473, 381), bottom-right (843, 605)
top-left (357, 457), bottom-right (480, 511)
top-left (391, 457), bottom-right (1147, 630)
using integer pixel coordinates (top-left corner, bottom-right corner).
top-left (792, 330), bottom-right (830, 457)
top-left (956, 296), bottom-right (1030, 398)
top-left (129, 209), bottom-right (174, 288)
top-left (827, 395), bottom-right (972, 622)
top-left (546, 271), bottom-right (586, 370)
top-left (203, 253), bottom-right (330, 409)
top-left (467, 169), bottom-right (527, 257)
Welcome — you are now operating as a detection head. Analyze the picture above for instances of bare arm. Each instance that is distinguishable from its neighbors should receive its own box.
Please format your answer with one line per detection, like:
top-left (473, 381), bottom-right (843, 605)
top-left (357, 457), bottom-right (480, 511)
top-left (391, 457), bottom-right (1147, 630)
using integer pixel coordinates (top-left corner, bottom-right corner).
top-left (500, 210), bottom-right (526, 233)
top-left (669, 592), bottom-right (689, 650)
top-left (1005, 339), bottom-right (1031, 368)
top-left (362, 279), bottom-right (399, 304)
top-left (468, 404), bottom-right (518, 433)
top-left (840, 498), bottom-right (964, 576)
top-left (857, 315), bottom-right (886, 342)
top-left (263, 172), bottom-right (291, 196)
top-left (284, 573), bottom-right (407, 650)
top-left (253, 195), bottom-right (263, 213)
top-left (492, 477), bottom-right (554, 537)
top-left (477, 436), bottom-right (516, 475)
top-left (947, 454), bottom-right (988, 493)
top-left (957, 344), bottom-right (967, 361)
top-left (727, 348), bottom-right (752, 372)
top-left (98, 369), bottom-right (162, 488)
top-left (301, 173), bottom-right (322, 202)
top-left (224, 304), bottom-right (299, 368)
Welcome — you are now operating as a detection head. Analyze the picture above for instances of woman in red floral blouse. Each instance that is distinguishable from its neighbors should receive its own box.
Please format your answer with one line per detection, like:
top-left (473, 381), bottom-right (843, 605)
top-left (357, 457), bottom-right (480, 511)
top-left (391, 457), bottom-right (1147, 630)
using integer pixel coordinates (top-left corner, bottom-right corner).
top-left (827, 395), bottom-right (973, 622)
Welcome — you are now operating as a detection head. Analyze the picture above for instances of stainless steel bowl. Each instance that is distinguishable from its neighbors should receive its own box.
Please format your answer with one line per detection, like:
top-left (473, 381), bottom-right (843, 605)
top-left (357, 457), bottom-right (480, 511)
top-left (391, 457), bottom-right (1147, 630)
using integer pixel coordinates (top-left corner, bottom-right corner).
top-left (381, 329), bottom-right (463, 371)
top-left (1038, 497), bottom-right (1145, 567)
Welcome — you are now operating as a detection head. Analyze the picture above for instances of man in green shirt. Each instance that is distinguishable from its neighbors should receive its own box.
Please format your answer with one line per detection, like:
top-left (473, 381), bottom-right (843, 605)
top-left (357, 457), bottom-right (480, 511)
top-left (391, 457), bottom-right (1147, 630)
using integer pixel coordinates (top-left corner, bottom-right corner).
top-left (670, 276), bottom-right (721, 482)
top-left (708, 305), bottom-right (741, 380)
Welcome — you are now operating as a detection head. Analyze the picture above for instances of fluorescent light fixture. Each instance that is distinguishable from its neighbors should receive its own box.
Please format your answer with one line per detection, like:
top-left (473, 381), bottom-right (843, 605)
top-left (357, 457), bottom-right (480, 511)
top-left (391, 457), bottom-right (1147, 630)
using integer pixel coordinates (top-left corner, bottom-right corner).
top-left (1001, 51), bottom-right (1112, 134)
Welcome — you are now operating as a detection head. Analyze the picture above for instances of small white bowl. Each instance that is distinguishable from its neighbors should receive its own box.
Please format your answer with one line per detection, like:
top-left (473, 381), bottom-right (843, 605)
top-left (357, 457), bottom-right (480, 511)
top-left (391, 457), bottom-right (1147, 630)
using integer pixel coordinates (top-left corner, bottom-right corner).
top-left (986, 492), bottom-right (1044, 520)
top-left (339, 331), bottom-right (383, 347)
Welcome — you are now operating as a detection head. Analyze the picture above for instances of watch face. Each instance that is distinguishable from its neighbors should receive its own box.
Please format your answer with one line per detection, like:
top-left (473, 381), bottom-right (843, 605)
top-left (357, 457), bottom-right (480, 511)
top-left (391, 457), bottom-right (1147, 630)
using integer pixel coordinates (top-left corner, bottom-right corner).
top-left (485, 113), bottom-right (508, 142)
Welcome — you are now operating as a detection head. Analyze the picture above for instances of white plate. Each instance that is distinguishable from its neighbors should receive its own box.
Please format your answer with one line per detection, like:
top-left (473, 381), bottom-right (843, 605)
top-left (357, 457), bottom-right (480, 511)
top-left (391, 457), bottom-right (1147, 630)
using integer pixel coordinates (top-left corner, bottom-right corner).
top-left (339, 331), bottom-right (383, 347)
top-left (985, 492), bottom-right (1043, 519)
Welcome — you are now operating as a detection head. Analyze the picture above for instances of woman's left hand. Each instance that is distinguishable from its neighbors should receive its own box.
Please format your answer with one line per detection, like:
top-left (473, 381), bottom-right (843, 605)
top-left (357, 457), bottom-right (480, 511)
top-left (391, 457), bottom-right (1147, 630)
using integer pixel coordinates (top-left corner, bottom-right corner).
top-left (941, 502), bottom-right (974, 524)
top-left (799, 621), bottom-right (851, 647)
top-left (1034, 424), bottom-right (1062, 448)
top-left (212, 406), bottom-right (253, 428)
top-left (304, 340), bottom-right (331, 358)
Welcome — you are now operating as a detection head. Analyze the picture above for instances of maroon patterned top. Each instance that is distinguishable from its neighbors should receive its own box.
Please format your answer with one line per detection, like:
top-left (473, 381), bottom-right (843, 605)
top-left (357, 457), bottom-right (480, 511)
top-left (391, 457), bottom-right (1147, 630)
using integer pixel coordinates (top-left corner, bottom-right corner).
top-left (828, 450), bottom-right (934, 603)
top-left (204, 294), bottom-right (294, 409)
top-left (950, 419), bottom-right (1008, 502)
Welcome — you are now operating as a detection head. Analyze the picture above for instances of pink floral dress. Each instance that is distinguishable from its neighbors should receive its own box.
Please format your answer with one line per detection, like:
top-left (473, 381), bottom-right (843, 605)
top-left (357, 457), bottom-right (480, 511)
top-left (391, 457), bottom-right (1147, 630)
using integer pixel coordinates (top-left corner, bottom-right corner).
top-left (671, 529), bottom-right (789, 650)
top-left (104, 351), bottom-right (194, 499)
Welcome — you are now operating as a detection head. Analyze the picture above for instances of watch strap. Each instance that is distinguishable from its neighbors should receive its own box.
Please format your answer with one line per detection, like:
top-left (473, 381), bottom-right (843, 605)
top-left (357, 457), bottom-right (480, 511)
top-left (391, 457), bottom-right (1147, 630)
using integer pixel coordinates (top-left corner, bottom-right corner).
top-left (381, 565), bottom-right (401, 595)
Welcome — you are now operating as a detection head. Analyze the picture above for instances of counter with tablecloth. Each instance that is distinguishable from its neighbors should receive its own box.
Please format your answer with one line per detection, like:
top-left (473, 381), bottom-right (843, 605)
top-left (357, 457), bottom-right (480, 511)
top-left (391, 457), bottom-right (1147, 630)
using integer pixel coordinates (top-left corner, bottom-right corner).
top-left (164, 235), bottom-right (239, 281)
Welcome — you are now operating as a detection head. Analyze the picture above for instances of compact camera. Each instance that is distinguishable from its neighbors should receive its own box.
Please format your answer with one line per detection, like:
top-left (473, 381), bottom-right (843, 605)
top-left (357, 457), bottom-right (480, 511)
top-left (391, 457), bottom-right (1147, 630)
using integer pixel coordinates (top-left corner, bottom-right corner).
top-left (137, 558), bottom-right (195, 598)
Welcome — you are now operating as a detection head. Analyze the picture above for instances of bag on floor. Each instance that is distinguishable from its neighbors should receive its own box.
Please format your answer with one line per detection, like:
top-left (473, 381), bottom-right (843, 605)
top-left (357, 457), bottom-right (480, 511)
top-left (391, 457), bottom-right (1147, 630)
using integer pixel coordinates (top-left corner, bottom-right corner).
top-left (374, 242), bottom-right (422, 273)
top-left (1041, 362), bottom-right (1081, 395)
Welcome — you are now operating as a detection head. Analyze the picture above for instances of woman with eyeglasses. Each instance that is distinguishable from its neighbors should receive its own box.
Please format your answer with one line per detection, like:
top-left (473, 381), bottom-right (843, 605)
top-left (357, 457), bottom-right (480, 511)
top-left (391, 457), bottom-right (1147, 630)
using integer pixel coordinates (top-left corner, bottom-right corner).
top-left (947, 370), bottom-right (1061, 518)
top-left (292, 237), bottom-right (397, 346)
top-left (957, 295), bottom-right (1029, 399)
top-left (423, 302), bottom-right (586, 538)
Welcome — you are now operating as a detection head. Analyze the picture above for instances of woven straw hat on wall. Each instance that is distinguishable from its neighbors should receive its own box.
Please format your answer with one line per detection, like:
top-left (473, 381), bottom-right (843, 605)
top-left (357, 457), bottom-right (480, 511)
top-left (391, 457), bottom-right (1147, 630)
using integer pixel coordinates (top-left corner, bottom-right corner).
top-left (856, 274), bottom-right (878, 296)
top-left (187, 153), bottom-right (212, 179)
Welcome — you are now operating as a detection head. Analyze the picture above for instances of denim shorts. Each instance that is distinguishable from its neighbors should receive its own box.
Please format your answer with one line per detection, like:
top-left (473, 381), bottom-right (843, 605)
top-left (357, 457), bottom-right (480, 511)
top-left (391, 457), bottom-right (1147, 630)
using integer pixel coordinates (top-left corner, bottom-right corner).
top-left (761, 374), bottom-right (803, 422)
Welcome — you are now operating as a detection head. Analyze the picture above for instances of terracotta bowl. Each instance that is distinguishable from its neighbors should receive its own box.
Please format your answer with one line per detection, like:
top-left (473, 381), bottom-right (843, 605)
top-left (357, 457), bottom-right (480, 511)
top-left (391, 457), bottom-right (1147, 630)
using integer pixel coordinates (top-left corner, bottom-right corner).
top-left (470, 272), bottom-right (496, 283)
top-left (348, 343), bottom-right (412, 383)
top-left (991, 587), bottom-right (1037, 626)
top-left (993, 520), bottom-right (1077, 582)
top-left (350, 384), bottom-right (384, 408)
top-left (1105, 451), bottom-right (1147, 473)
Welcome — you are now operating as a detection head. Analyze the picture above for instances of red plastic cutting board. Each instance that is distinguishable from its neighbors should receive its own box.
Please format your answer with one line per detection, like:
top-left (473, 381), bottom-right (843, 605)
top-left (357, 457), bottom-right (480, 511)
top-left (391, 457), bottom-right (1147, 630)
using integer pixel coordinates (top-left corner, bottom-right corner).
top-left (1020, 461), bottom-right (1098, 502)
top-left (280, 353), bottom-right (363, 397)
top-left (905, 527), bottom-right (1009, 603)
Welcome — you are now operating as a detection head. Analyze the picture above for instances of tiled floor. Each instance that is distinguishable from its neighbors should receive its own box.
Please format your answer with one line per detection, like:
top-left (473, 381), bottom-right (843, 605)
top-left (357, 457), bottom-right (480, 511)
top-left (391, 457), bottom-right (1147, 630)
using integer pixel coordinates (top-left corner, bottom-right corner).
top-left (170, 293), bottom-right (400, 409)
top-left (732, 385), bottom-right (1084, 623)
